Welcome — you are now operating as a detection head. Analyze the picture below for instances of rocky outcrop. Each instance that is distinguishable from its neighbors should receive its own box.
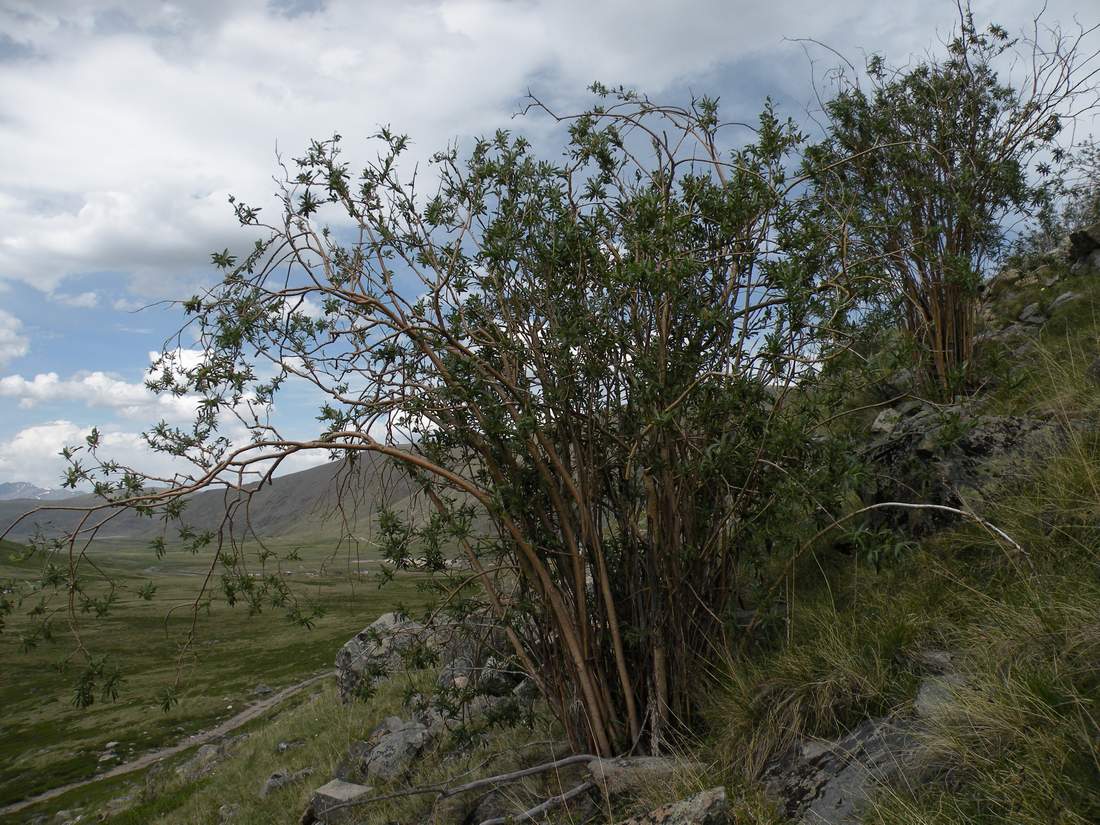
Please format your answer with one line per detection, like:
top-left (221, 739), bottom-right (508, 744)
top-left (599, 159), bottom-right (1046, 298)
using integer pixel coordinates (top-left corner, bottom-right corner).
top-left (861, 405), bottom-right (1061, 528)
top-left (763, 651), bottom-right (963, 825)
top-left (765, 718), bottom-right (918, 825)
top-left (335, 612), bottom-right (522, 704)
top-left (335, 612), bottom-right (431, 702)
top-left (615, 787), bottom-right (730, 825)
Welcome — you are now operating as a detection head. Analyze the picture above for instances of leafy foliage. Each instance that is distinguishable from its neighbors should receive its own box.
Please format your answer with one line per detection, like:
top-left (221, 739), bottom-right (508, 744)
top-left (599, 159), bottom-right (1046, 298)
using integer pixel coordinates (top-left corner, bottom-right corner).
top-left (805, 9), bottom-right (1097, 397)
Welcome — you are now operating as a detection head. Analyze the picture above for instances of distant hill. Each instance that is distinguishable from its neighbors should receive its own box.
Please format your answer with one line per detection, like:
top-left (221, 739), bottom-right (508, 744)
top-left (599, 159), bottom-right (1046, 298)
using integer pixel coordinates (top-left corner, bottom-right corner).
top-left (0, 455), bottom-right (427, 544)
top-left (0, 482), bottom-right (79, 502)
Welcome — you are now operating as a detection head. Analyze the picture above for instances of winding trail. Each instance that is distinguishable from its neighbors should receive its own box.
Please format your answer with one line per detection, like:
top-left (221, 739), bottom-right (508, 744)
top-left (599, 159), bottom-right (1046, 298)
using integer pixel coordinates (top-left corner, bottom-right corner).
top-left (0, 671), bottom-right (333, 819)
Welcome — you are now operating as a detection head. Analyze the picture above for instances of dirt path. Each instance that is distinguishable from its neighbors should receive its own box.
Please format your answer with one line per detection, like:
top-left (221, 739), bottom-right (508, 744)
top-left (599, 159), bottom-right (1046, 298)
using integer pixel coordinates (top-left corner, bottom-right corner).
top-left (1, 671), bottom-right (333, 819)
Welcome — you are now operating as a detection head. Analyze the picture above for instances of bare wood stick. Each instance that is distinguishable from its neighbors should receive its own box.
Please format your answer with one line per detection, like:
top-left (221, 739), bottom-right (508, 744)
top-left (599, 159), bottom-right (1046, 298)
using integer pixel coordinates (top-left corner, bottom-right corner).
top-left (320, 753), bottom-right (599, 815)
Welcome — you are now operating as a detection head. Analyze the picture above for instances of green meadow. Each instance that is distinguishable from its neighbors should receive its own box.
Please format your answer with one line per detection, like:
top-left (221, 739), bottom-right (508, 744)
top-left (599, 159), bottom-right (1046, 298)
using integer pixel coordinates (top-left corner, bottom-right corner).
top-left (0, 536), bottom-right (427, 812)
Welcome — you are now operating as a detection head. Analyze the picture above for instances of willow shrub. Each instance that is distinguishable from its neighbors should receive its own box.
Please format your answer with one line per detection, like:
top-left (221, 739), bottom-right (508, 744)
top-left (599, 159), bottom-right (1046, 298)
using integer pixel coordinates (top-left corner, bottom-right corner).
top-left (32, 89), bottom-right (870, 755)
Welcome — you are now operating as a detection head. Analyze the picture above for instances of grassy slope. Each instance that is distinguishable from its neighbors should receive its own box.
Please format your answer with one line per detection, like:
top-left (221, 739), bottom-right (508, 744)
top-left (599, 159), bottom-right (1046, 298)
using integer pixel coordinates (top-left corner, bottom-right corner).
top-left (704, 256), bottom-right (1100, 823)
top-left (0, 536), bottom-right (430, 816)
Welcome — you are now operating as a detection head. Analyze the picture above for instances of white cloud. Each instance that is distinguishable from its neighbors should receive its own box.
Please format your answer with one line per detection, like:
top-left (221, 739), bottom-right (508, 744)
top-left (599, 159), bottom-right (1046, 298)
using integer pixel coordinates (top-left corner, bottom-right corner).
top-left (0, 309), bottom-right (29, 367)
top-left (7, 0), bottom-right (1081, 298)
top-left (0, 419), bottom-right (185, 489)
top-left (113, 296), bottom-right (152, 312)
top-left (0, 369), bottom-right (197, 421)
top-left (51, 290), bottom-right (99, 308)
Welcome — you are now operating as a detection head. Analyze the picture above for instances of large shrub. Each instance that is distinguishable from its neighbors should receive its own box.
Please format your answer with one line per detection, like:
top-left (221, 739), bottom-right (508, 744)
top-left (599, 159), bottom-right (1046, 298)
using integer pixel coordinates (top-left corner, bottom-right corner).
top-left (36, 89), bottom-right (864, 755)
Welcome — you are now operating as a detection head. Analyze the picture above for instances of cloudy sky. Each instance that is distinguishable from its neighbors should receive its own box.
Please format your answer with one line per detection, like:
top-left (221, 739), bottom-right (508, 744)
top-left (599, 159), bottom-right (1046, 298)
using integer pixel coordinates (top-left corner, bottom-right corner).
top-left (0, 0), bottom-right (1094, 487)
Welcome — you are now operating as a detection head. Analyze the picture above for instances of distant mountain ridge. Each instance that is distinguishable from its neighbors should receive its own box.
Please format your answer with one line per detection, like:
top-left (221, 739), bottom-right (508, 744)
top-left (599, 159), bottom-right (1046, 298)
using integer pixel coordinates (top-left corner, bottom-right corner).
top-left (0, 456), bottom-right (427, 543)
top-left (0, 482), bottom-right (79, 502)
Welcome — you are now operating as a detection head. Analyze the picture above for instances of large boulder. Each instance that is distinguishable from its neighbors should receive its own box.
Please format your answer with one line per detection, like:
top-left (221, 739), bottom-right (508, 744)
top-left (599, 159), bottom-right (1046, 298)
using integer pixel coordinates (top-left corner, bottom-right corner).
top-left (614, 787), bottom-right (730, 825)
top-left (336, 612), bottom-right (521, 704)
top-left (335, 612), bottom-right (429, 702)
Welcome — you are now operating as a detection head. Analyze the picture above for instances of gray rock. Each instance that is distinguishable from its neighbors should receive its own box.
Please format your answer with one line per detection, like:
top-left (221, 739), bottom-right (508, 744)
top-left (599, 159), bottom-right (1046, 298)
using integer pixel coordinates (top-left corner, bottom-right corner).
top-left (253, 683), bottom-right (274, 697)
top-left (260, 766), bottom-right (314, 798)
top-left (1037, 265), bottom-right (1061, 287)
top-left (276, 739), bottom-right (305, 753)
top-left (912, 648), bottom-right (953, 673)
top-left (861, 412), bottom-right (1061, 532)
top-left (308, 779), bottom-right (372, 824)
top-left (765, 718), bottom-right (918, 825)
top-left (217, 803), bottom-right (240, 824)
top-left (914, 675), bottom-right (964, 719)
top-left (364, 718), bottom-right (431, 782)
top-left (335, 612), bottom-right (428, 702)
top-left (1018, 302), bottom-right (1046, 325)
top-left (174, 735), bottom-right (247, 783)
top-left (335, 717), bottom-right (431, 784)
top-left (870, 408), bottom-right (902, 435)
top-left (1048, 291), bottom-right (1081, 312)
top-left (614, 787), bottom-right (730, 825)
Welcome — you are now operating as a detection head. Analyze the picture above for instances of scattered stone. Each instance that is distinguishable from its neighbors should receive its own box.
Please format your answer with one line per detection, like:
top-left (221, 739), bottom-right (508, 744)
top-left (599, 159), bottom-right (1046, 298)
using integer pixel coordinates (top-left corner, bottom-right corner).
top-left (870, 407), bottom-right (902, 435)
top-left (895, 399), bottom-right (926, 417)
top-left (276, 739), bottom-right (305, 753)
top-left (217, 803), bottom-right (240, 824)
top-left (1036, 265), bottom-right (1060, 287)
top-left (912, 649), bottom-right (953, 673)
top-left (306, 779), bottom-right (372, 824)
top-left (512, 677), bottom-right (539, 706)
top-left (260, 767), bottom-right (315, 798)
top-left (615, 787), bottom-right (730, 825)
top-left (103, 741), bottom-right (119, 749)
